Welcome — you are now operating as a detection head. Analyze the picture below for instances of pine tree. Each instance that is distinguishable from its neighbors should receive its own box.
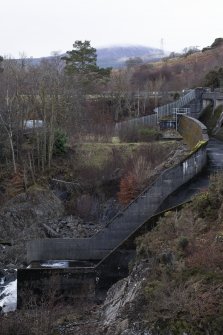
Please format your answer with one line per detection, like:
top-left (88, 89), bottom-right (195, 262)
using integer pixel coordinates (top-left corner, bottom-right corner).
top-left (61, 40), bottom-right (111, 83)
top-left (61, 40), bottom-right (98, 75)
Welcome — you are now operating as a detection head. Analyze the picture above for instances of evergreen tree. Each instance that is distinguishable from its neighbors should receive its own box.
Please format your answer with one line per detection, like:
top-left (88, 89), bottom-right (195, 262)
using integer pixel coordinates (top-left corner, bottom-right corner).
top-left (62, 40), bottom-right (111, 77)
top-left (0, 56), bottom-right (3, 73)
top-left (204, 67), bottom-right (223, 88)
top-left (61, 40), bottom-right (98, 75)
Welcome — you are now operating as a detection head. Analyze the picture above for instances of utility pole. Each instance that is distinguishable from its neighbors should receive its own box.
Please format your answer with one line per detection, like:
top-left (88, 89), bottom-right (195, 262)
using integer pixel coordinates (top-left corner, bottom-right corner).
top-left (137, 88), bottom-right (140, 117)
top-left (160, 38), bottom-right (164, 55)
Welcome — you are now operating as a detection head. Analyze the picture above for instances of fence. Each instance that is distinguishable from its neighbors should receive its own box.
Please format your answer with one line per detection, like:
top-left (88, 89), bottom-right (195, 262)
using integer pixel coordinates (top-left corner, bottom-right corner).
top-left (115, 90), bottom-right (197, 133)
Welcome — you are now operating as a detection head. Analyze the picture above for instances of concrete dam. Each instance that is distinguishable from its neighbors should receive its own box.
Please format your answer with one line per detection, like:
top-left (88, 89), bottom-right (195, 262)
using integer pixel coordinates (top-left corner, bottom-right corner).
top-left (17, 88), bottom-right (223, 305)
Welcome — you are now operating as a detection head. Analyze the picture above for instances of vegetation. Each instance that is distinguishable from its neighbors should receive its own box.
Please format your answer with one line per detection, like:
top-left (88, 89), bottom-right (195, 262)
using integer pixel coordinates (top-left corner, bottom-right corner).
top-left (61, 40), bottom-right (99, 75)
top-left (61, 40), bottom-right (111, 89)
top-left (202, 37), bottom-right (223, 52)
top-left (135, 173), bottom-right (223, 334)
top-left (0, 40), bottom-right (174, 189)
top-left (126, 37), bottom-right (223, 92)
top-left (200, 104), bottom-right (223, 135)
top-left (204, 67), bottom-right (223, 88)
top-left (0, 43), bottom-right (113, 189)
top-left (1, 293), bottom-right (95, 335)
top-left (125, 56), bottom-right (143, 68)
top-left (119, 125), bottom-right (161, 142)
top-left (53, 129), bottom-right (68, 155)
top-left (51, 141), bottom-right (176, 205)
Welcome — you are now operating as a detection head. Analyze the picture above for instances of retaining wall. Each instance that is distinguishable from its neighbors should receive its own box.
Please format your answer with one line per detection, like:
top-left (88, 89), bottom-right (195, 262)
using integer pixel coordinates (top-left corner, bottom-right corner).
top-left (17, 267), bottom-right (95, 308)
top-left (178, 115), bottom-right (209, 149)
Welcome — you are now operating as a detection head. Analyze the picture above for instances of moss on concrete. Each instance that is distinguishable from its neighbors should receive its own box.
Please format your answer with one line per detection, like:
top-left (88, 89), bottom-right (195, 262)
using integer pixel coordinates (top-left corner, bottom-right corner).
top-left (178, 115), bottom-right (207, 149)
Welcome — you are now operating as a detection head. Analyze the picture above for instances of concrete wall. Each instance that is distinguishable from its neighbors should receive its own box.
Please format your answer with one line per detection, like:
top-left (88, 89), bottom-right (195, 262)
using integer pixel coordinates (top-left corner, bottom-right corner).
top-left (17, 267), bottom-right (96, 308)
top-left (202, 91), bottom-right (223, 109)
top-left (178, 115), bottom-right (209, 149)
top-left (27, 115), bottom-right (208, 263)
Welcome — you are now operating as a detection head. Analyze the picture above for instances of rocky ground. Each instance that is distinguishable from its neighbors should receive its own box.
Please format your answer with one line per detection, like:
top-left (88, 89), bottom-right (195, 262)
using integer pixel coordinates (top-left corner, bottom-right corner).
top-left (0, 188), bottom-right (122, 268)
top-left (96, 261), bottom-right (151, 335)
top-left (47, 261), bottom-right (152, 335)
top-left (0, 188), bottom-right (64, 268)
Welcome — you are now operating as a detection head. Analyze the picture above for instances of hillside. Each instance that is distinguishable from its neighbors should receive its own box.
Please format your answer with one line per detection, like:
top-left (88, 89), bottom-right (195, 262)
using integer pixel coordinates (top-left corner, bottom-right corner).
top-left (130, 38), bottom-right (223, 91)
top-left (98, 173), bottom-right (223, 335)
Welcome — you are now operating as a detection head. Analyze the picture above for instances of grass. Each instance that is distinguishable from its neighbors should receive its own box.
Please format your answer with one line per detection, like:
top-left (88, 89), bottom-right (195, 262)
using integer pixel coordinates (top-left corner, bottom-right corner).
top-left (73, 141), bottom-right (176, 170)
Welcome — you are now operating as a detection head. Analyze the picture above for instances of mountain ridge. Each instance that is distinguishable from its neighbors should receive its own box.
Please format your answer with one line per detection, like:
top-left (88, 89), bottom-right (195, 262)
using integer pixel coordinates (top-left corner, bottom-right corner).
top-left (96, 45), bottom-right (164, 68)
top-left (20, 45), bottom-right (164, 68)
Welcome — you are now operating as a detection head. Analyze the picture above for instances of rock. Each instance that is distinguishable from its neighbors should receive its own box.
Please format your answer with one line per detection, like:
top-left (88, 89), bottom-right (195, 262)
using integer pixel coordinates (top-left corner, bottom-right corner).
top-left (97, 261), bottom-right (151, 335)
top-left (118, 319), bottom-right (129, 333)
top-left (0, 188), bottom-right (64, 267)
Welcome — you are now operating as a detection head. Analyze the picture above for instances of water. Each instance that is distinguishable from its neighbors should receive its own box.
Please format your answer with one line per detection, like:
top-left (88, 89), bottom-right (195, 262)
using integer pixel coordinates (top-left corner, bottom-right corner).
top-left (0, 279), bottom-right (17, 313)
top-left (206, 137), bottom-right (223, 171)
top-left (40, 261), bottom-right (69, 268)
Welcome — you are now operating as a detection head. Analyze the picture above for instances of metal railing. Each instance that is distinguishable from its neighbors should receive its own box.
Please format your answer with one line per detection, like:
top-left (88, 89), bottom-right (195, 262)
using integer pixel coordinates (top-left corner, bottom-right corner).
top-left (115, 90), bottom-right (196, 132)
top-left (154, 90), bottom-right (196, 120)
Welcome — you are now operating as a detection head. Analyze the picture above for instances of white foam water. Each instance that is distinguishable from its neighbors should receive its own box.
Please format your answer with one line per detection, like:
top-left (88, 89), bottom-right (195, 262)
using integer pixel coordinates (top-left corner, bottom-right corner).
top-left (0, 279), bottom-right (17, 313)
top-left (40, 261), bottom-right (69, 268)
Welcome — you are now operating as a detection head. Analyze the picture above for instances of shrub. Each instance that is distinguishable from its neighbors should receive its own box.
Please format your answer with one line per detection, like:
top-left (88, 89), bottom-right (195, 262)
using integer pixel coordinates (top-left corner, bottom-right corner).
top-left (177, 236), bottom-right (189, 250)
top-left (186, 242), bottom-right (223, 271)
top-left (53, 130), bottom-right (68, 155)
top-left (117, 153), bottom-right (153, 205)
top-left (119, 125), bottom-right (160, 143)
top-left (211, 37), bottom-right (223, 48)
top-left (118, 125), bottom-right (139, 142)
top-left (173, 92), bottom-right (180, 100)
top-left (144, 280), bottom-right (163, 298)
top-left (138, 127), bottom-right (160, 142)
top-left (192, 173), bottom-right (223, 220)
top-left (131, 155), bottom-right (152, 187)
top-left (117, 172), bottom-right (137, 205)
top-left (192, 191), bottom-right (215, 220)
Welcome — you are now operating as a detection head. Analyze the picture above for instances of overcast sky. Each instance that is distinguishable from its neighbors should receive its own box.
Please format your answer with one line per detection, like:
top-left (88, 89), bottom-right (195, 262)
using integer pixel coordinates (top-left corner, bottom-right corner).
top-left (1, 0), bottom-right (222, 58)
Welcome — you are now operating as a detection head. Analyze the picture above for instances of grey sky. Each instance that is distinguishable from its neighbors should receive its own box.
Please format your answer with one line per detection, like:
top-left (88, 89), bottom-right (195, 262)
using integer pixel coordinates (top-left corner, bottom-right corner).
top-left (1, 0), bottom-right (222, 58)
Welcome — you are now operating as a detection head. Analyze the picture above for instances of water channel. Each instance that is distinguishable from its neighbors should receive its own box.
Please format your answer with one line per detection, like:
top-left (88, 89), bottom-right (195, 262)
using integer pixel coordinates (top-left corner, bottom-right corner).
top-left (158, 137), bottom-right (223, 211)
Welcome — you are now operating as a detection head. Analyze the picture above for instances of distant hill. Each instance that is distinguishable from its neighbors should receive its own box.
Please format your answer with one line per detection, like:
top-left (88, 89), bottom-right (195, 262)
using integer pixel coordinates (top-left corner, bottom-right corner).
top-left (16, 45), bottom-right (164, 69)
top-left (96, 45), bottom-right (164, 68)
